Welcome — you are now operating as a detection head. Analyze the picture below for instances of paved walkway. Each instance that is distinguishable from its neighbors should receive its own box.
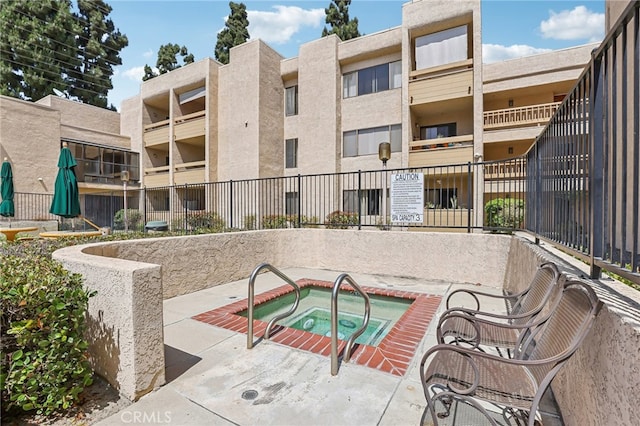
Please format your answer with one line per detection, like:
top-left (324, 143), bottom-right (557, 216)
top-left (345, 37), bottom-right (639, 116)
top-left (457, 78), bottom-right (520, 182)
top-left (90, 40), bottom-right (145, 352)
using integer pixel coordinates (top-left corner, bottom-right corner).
top-left (95, 267), bottom-right (560, 426)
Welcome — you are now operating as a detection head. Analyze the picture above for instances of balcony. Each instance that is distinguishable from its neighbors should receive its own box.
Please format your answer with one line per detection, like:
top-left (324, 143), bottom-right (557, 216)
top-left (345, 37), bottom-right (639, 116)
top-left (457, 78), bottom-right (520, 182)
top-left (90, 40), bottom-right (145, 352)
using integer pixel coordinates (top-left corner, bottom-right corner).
top-left (174, 161), bottom-right (206, 185)
top-left (144, 165), bottom-right (170, 188)
top-left (144, 119), bottom-right (170, 148)
top-left (174, 111), bottom-right (206, 142)
top-left (409, 59), bottom-right (473, 105)
top-left (483, 102), bottom-right (561, 130)
top-left (409, 135), bottom-right (473, 168)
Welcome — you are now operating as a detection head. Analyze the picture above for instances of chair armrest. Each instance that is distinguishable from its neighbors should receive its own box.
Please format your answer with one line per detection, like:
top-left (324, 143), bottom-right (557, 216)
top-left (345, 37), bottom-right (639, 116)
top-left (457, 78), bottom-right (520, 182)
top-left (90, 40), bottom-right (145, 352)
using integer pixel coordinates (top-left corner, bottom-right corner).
top-left (446, 287), bottom-right (521, 311)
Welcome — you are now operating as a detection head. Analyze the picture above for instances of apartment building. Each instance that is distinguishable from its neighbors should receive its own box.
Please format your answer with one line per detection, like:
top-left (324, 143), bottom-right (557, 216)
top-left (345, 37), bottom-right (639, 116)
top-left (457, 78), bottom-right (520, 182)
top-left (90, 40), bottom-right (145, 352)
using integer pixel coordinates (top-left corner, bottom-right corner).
top-left (119, 0), bottom-right (592, 227)
top-left (0, 95), bottom-right (139, 225)
top-left (0, 0), bottom-right (597, 229)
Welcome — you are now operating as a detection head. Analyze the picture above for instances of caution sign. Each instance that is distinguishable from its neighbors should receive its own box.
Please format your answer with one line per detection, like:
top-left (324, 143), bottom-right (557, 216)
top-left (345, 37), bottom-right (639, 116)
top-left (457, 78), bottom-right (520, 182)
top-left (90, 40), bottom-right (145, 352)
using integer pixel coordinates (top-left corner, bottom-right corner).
top-left (390, 173), bottom-right (424, 223)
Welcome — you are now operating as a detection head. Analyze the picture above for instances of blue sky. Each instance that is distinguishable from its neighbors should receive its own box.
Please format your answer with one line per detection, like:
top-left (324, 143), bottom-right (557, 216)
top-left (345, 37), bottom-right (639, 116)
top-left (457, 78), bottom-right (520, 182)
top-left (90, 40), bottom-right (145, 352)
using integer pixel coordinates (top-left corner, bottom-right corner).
top-left (107, 0), bottom-right (605, 109)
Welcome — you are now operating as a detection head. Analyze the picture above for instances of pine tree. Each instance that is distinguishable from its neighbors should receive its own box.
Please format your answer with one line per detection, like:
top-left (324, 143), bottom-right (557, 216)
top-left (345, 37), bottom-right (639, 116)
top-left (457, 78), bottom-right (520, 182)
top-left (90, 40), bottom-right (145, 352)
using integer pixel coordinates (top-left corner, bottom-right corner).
top-left (142, 44), bottom-right (195, 81)
top-left (214, 1), bottom-right (250, 65)
top-left (0, 0), bottom-right (80, 101)
top-left (0, 0), bottom-right (127, 109)
top-left (70, 0), bottom-right (128, 109)
top-left (321, 0), bottom-right (360, 41)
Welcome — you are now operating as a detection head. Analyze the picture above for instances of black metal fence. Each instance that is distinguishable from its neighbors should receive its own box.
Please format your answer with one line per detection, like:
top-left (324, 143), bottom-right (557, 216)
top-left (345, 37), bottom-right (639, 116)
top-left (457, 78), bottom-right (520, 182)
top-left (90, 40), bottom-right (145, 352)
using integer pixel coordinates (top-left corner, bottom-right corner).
top-left (526, 1), bottom-right (639, 282)
top-left (140, 160), bottom-right (524, 233)
top-left (9, 157), bottom-right (527, 234)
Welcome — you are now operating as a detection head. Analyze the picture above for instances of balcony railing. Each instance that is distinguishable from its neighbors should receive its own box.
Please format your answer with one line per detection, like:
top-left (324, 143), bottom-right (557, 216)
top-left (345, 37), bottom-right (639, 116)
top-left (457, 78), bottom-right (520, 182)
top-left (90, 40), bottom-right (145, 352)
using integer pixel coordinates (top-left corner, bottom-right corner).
top-left (174, 111), bottom-right (206, 141)
top-left (174, 161), bottom-right (206, 185)
top-left (409, 135), bottom-right (473, 168)
top-left (483, 102), bottom-right (561, 130)
top-left (144, 119), bottom-right (170, 147)
top-left (144, 165), bottom-right (170, 187)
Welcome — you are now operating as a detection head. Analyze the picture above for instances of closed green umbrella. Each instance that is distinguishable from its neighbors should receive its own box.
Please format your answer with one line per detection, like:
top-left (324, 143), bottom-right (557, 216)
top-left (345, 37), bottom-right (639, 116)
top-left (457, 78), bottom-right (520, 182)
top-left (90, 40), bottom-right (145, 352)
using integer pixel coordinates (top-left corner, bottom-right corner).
top-left (0, 158), bottom-right (15, 218)
top-left (49, 143), bottom-right (81, 218)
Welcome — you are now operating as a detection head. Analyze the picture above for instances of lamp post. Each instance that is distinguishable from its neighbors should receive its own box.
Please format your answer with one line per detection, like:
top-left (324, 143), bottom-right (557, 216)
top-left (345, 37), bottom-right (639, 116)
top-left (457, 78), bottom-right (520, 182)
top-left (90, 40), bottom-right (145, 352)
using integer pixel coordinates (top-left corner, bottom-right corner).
top-left (121, 170), bottom-right (130, 232)
top-left (378, 142), bottom-right (391, 230)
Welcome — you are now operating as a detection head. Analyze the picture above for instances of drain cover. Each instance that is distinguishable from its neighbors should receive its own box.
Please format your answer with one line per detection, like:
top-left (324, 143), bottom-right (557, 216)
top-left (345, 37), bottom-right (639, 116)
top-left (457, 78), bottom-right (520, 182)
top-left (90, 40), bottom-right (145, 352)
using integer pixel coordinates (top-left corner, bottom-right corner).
top-left (242, 389), bottom-right (259, 400)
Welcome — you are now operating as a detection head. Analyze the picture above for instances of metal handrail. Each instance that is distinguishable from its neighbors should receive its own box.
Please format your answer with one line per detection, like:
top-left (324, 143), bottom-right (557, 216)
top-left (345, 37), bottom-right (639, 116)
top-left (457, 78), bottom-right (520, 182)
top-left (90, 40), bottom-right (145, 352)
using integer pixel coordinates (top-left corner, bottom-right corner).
top-left (246, 263), bottom-right (301, 349)
top-left (330, 273), bottom-right (371, 375)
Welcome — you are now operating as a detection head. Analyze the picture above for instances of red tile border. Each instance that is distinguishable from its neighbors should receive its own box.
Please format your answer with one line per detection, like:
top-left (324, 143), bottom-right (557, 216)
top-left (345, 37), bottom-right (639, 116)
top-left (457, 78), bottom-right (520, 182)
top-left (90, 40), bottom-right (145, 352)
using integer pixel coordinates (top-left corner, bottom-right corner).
top-left (193, 279), bottom-right (441, 376)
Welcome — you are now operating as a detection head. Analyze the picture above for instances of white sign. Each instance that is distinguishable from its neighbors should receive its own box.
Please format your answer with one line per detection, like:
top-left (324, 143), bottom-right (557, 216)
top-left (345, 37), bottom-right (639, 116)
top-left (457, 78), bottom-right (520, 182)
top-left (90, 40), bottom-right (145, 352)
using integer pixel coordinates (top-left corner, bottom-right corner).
top-left (390, 173), bottom-right (424, 223)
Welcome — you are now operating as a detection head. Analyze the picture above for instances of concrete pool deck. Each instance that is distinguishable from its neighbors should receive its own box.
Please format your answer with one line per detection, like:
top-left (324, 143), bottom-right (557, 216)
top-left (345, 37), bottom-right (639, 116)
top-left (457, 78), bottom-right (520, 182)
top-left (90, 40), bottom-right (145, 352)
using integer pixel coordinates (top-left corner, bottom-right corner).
top-left (95, 267), bottom-right (474, 425)
top-left (94, 267), bottom-right (565, 425)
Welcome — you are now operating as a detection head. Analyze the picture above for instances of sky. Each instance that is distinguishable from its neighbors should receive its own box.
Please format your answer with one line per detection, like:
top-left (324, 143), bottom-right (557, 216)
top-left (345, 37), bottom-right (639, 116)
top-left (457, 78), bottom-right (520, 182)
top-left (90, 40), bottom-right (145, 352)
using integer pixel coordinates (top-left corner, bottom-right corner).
top-left (106, 0), bottom-right (606, 110)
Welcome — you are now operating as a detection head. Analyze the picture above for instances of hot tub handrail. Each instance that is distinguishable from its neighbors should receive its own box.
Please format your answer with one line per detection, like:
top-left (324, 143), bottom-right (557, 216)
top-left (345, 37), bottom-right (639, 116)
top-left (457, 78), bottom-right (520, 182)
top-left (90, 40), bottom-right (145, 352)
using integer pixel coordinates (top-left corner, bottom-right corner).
top-left (330, 273), bottom-right (371, 376)
top-left (247, 263), bottom-right (301, 349)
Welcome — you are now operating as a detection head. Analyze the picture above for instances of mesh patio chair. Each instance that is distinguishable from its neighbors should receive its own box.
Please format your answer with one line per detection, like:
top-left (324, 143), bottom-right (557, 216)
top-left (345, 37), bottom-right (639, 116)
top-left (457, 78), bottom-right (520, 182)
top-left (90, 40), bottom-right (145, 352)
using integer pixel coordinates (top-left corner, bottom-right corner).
top-left (438, 262), bottom-right (562, 356)
top-left (420, 278), bottom-right (604, 426)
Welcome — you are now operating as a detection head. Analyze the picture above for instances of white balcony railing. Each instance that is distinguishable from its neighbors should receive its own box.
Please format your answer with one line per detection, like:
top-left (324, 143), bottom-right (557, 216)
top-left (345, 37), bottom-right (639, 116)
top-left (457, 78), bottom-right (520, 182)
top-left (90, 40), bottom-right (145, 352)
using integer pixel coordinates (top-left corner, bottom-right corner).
top-left (483, 102), bottom-right (561, 130)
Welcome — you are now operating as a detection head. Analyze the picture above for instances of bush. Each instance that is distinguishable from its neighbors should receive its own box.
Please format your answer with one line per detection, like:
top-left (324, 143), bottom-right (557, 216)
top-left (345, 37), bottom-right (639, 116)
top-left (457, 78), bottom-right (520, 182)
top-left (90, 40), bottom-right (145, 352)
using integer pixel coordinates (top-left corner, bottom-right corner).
top-left (186, 212), bottom-right (225, 231)
top-left (244, 215), bottom-right (256, 230)
top-left (261, 215), bottom-right (289, 229)
top-left (325, 210), bottom-right (358, 229)
top-left (1, 252), bottom-right (95, 415)
top-left (484, 198), bottom-right (525, 232)
top-left (113, 209), bottom-right (142, 231)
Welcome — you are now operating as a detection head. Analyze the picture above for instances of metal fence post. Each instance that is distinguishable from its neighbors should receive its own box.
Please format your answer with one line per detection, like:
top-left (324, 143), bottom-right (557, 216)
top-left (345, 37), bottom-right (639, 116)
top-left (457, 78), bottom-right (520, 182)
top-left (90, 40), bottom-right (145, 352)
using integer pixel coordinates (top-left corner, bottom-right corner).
top-left (229, 180), bottom-right (234, 229)
top-left (297, 174), bottom-right (302, 228)
top-left (534, 143), bottom-right (541, 245)
top-left (357, 170), bottom-right (362, 230)
top-left (467, 162), bottom-right (472, 233)
top-left (589, 54), bottom-right (604, 279)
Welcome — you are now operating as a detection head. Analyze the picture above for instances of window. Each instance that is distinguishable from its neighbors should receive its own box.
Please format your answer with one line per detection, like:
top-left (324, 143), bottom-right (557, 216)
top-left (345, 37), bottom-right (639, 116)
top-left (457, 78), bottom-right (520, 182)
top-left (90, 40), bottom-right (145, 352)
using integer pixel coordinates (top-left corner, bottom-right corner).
top-left (285, 138), bottom-right (298, 168)
top-left (66, 141), bottom-right (140, 184)
top-left (415, 25), bottom-right (468, 70)
top-left (343, 73), bottom-right (357, 98)
top-left (358, 64), bottom-right (389, 95)
top-left (389, 61), bottom-right (402, 89)
top-left (343, 61), bottom-right (401, 98)
top-left (426, 187), bottom-right (458, 209)
top-left (286, 192), bottom-right (299, 215)
top-left (365, 189), bottom-right (381, 215)
top-left (421, 123), bottom-right (457, 140)
top-left (342, 189), bottom-right (383, 215)
top-left (285, 85), bottom-right (298, 116)
top-left (343, 124), bottom-right (402, 158)
top-left (343, 190), bottom-right (359, 213)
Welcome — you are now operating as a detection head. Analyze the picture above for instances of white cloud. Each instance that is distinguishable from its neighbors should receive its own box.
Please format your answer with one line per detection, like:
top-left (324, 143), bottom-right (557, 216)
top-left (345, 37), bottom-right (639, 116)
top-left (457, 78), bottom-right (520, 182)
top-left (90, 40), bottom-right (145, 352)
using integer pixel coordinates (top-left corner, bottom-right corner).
top-left (122, 66), bottom-right (147, 82)
top-left (483, 44), bottom-right (552, 64)
top-left (143, 49), bottom-right (154, 58)
top-left (247, 6), bottom-right (324, 44)
top-left (540, 6), bottom-right (604, 41)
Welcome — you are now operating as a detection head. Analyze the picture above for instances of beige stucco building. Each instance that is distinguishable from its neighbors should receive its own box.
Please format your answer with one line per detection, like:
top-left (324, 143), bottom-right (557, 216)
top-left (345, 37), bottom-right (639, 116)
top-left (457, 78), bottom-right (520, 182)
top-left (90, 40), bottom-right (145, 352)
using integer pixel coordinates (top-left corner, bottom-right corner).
top-left (0, 0), bottom-right (598, 229)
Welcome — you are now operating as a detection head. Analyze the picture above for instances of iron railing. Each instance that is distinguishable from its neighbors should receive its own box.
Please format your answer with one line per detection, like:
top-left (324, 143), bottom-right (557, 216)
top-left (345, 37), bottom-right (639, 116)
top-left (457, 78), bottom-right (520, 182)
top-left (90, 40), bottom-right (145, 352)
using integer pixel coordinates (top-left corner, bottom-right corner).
top-left (526, 1), bottom-right (639, 283)
top-left (138, 159), bottom-right (525, 233)
top-left (8, 158), bottom-right (527, 234)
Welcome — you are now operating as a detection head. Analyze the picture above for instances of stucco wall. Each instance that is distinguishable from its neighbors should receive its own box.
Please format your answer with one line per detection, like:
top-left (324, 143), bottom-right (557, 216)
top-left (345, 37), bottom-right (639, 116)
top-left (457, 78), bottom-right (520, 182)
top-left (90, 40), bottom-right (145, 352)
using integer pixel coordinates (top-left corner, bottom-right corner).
top-left (53, 245), bottom-right (164, 402)
top-left (503, 236), bottom-right (640, 426)
top-left (52, 229), bottom-right (510, 399)
top-left (53, 230), bottom-right (640, 424)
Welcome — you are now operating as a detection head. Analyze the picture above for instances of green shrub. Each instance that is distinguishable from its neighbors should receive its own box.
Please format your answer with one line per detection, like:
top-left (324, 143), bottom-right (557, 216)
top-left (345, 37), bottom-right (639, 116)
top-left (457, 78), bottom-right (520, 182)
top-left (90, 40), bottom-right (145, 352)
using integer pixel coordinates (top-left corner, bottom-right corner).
top-left (325, 210), bottom-right (358, 229)
top-left (244, 215), bottom-right (256, 230)
top-left (186, 212), bottom-right (225, 231)
top-left (261, 215), bottom-right (289, 229)
top-left (0, 253), bottom-right (95, 415)
top-left (113, 208), bottom-right (142, 231)
top-left (484, 198), bottom-right (525, 232)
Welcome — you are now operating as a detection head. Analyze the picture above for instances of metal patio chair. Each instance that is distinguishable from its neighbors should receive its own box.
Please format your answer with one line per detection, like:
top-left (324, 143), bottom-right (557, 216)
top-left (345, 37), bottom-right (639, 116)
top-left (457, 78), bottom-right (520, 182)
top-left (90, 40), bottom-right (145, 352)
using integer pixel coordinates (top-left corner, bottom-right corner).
top-left (438, 262), bottom-right (562, 356)
top-left (420, 278), bottom-right (604, 426)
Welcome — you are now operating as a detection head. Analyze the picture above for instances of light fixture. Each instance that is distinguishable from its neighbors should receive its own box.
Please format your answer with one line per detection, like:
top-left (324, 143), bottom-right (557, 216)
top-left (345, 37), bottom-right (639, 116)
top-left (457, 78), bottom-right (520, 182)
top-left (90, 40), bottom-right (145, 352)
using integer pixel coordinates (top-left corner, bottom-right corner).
top-left (378, 142), bottom-right (391, 166)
